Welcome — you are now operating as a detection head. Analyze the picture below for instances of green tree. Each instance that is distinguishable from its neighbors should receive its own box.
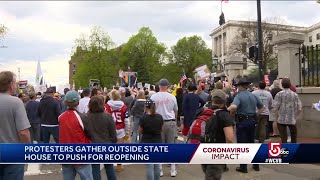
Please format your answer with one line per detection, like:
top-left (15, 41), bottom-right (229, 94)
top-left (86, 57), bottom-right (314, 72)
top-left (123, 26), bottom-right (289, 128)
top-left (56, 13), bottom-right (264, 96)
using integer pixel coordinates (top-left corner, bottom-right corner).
top-left (72, 26), bottom-right (119, 89)
top-left (170, 35), bottom-right (212, 78)
top-left (120, 27), bottom-right (166, 83)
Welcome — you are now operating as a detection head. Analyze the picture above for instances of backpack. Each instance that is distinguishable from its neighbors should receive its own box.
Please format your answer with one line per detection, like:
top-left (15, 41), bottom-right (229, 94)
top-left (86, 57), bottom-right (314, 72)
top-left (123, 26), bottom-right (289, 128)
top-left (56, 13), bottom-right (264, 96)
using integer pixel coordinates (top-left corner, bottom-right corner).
top-left (187, 108), bottom-right (224, 144)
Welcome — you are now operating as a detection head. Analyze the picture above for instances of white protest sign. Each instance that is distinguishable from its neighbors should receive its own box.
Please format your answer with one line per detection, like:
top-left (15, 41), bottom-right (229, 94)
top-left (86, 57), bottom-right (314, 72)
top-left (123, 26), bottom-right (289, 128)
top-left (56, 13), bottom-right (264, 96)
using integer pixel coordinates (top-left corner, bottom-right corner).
top-left (137, 82), bottom-right (143, 89)
top-left (195, 65), bottom-right (211, 79)
top-left (144, 83), bottom-right (151, 89)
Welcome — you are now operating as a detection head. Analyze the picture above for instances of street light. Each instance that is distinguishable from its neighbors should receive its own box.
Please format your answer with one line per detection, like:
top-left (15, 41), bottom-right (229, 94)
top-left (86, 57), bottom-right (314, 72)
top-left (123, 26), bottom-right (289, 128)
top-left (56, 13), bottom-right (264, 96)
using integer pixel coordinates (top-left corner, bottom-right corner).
top-left (212, 55), bottom-right (218, 66)
top-left (212, 55), bottom-right (218, 72)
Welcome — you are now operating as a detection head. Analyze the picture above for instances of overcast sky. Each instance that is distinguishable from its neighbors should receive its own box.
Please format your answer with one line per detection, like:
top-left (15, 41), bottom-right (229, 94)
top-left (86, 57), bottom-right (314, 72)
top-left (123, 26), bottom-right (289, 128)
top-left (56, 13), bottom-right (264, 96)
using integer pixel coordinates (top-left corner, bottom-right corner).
top-left (0, 1), bottom-right (319, 90)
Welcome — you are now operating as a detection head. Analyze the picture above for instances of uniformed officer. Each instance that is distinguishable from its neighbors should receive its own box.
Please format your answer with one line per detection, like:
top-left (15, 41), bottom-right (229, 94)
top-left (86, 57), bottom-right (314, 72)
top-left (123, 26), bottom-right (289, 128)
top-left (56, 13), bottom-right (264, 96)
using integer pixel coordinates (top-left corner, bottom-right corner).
top-left (227, 76), bottom-right (264, 173)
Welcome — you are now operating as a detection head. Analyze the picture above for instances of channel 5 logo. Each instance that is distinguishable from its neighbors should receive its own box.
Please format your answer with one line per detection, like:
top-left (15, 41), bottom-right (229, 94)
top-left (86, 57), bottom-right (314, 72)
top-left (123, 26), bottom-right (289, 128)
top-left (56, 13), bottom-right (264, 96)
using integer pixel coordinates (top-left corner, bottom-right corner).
top-left (268, 143), bottom-right (289, 158)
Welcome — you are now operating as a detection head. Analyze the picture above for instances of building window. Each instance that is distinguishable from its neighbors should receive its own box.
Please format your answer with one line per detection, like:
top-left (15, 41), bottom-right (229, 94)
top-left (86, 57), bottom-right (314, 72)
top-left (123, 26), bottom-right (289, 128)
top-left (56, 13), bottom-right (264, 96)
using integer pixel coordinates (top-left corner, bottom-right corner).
top-left (241, 31), bottom-right (247, 38)
top-left (309, 36), bottom-right (312, 42)
top-left (219, 35), bottom-right (222, 57)
top-left (317, 33), bottom-right (320, 40)
top-left (73, 70), bottom-right (76, 75)
top-left (243, 58), bottom-right (247, 70)
top-left (223, 33), bottom-right (227, 55)
top-left (241, 42), bottom-right (247, 53)
top-left (73, 64), bottom-right (76, 69)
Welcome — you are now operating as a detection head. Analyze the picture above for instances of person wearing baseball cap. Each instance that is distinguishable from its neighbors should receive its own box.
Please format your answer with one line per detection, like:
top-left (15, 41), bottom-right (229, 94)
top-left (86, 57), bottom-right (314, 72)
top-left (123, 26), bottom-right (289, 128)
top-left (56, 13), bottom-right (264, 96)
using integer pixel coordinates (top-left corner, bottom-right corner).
top-left (150, 78), bottom-right (179, 177)
top-left (59, 90), bottom-right (93, 179)
top-left (201, 90), bottom-right (235, 179)
top-left (227, 76), bottom-right (264, 173)
top-left (38, 87), bottom-right (61, 143)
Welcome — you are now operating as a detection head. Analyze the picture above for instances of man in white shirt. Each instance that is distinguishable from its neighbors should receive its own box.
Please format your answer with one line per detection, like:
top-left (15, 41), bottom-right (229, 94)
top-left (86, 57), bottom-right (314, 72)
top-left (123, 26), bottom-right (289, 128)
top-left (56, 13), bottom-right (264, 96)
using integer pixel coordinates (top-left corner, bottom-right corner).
top-left (150, 79), bottom-right (178, 177)
top-left (77, 88), bottom-right (91, 114)
top-left (252, 81), bottom-right (273, 143)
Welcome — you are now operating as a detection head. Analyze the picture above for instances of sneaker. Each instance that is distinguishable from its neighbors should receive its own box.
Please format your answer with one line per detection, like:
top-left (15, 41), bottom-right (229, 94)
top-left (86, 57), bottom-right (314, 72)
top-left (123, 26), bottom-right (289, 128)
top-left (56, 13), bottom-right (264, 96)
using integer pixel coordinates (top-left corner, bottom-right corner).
top-left (160, 170), bottom-right (164, 177)
top-left (253, 166), bottom-right (260, 171)
top-left (236, 167), bottom-right (248, 173)
top-left (171, 170), bottom-right (177, 177)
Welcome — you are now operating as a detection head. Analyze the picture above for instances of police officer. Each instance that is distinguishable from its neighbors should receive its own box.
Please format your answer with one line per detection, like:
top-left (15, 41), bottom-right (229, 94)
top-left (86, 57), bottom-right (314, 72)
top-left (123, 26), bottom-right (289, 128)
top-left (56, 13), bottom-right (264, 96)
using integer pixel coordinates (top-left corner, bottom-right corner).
top-left (227, 76), bottom-right (264, 173)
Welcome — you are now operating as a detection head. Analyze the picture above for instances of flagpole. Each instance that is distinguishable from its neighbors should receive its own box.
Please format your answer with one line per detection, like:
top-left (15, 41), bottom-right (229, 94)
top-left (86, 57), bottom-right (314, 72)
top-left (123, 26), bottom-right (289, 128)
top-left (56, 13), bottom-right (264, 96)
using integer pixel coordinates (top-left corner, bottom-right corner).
top-left (221, 0), bottom-right (222, 13)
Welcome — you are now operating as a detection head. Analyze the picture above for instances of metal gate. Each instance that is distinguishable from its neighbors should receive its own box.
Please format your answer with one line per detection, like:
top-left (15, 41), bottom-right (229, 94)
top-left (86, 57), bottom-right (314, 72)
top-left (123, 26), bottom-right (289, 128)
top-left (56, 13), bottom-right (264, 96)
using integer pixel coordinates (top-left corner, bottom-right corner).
top-left (299, 45), bottom-right (320, 87)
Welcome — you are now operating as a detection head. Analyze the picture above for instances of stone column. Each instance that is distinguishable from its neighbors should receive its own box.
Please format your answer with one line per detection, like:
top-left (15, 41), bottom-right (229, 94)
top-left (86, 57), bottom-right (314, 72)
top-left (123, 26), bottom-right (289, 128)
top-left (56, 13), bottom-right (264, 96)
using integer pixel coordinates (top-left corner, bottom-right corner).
top-left (272, 33), bottom-right (304, 85)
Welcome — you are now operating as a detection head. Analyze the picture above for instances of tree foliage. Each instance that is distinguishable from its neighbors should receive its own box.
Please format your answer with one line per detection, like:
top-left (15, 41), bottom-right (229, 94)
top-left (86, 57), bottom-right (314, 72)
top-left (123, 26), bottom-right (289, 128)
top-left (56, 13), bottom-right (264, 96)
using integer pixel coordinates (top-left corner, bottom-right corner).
top-left (120, 27), bottom-right (166, 83)
top-left (229, 17), bottom-right (289, 73)
top-left (72, 26), bottom-right (119, 89)
top-left (71, 26), bottom-right (212, 88)
top-left (170, 35), bottom-right (212, 78)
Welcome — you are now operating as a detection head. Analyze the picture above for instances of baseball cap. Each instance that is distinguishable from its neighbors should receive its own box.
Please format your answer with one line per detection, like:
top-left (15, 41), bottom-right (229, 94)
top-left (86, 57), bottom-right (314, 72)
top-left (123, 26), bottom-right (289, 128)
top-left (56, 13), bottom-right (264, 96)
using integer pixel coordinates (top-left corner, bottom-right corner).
top-left (64, 91), bottom-right (80, 102)
top-left (119, 87), bottom-right (126, 94)
top-left (145, 99), bottom-right (155, 108)
top-left (159, 79), bottom-right (169, 87)
top-left (211, 90), bottom-right (227, 101)
top-left (64, 88), bottom-right (70, 94)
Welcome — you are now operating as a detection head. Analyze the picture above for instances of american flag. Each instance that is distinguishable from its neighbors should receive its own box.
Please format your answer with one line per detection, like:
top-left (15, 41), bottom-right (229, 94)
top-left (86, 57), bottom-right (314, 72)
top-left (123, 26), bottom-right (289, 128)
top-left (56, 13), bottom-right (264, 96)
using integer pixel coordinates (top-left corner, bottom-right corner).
top-left (180, 72), bottom-right (187, 83)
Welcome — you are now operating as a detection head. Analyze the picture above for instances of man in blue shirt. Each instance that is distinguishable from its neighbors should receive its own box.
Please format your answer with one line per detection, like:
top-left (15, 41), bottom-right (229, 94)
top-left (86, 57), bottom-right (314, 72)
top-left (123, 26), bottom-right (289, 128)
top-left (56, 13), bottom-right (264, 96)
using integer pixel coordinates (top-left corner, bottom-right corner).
top-left (228, 77), bottom-right (264, 173)
top-left (182, 84), bottom-right (205, 140)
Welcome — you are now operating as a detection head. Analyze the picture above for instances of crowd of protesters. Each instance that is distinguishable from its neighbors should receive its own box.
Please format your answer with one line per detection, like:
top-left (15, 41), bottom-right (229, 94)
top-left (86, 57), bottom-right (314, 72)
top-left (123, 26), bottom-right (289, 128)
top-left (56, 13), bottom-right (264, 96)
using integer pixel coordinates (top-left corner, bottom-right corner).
top-left (0, 69), bottom-right (305, 180)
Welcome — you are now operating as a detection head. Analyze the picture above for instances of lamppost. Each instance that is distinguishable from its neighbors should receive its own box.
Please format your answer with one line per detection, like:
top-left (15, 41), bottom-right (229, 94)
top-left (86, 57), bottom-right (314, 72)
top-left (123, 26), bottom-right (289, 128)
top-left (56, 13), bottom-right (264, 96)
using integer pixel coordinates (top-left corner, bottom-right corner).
top-left (212, 55), bottom-right (218, 72)
top-left (257, 0), bottom-right (264, 81)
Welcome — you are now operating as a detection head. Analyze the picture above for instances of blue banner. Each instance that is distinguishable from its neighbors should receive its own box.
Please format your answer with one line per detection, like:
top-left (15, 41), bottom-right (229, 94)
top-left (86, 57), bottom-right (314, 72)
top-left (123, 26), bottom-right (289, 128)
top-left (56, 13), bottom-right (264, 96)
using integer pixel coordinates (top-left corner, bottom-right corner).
top-left (0, 144), bottom-right (198, 163)
top-left (1, 143), bottom-right (320, 164)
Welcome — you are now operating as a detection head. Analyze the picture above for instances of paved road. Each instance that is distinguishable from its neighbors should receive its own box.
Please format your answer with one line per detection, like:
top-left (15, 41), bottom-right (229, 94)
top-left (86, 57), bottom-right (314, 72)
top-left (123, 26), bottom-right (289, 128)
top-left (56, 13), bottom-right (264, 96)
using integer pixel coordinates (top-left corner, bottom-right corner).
top-left (24, 163), bottom-right (320, 180)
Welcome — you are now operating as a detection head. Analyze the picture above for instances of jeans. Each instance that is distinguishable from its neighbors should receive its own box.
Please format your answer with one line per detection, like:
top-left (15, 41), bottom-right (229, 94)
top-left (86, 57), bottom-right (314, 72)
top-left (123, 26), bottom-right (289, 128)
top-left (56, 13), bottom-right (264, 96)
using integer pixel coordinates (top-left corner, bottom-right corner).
top-left (0, 164), bottom-right (24, 180)
top-left (236, 118), bottom-right (259, 170)
top-left (92, 164), bottom-right (117, 180)
top-left (201, 164), bottom-right (224, 180)
top-left (41, 126), bottom-right (59, 143)
top-left (146, 164), bottom-right (160, 180)
top-left (62, 165), bottom-right (93, 180)
top-left (277, 123), bottom-right (297, 143)
top-left (131, 117), bottom-right (140, 143)
top-left (30, 123), bottom-right (41, 143)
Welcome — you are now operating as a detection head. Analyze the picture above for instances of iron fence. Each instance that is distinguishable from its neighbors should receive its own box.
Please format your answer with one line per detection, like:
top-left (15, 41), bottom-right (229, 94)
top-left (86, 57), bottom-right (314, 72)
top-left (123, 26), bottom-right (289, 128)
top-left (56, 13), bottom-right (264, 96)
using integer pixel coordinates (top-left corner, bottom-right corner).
top-left (299, 45), bottom-right (320, 87)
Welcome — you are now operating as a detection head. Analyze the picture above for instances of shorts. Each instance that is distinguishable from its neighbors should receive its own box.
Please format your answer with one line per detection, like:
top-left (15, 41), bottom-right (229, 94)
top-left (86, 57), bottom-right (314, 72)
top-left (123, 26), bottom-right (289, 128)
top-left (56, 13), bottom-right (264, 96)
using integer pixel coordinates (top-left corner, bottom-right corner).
top-left (116, 129), bottom-right (125, 139)
top-left (269, 112), bottom-right (275, 122)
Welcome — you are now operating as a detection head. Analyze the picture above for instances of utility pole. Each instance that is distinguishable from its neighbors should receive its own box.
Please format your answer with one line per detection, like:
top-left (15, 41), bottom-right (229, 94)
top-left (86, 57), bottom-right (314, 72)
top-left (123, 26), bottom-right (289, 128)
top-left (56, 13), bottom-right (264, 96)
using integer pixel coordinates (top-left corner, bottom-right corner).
top-left (257, 0), bottom-right (264, 81)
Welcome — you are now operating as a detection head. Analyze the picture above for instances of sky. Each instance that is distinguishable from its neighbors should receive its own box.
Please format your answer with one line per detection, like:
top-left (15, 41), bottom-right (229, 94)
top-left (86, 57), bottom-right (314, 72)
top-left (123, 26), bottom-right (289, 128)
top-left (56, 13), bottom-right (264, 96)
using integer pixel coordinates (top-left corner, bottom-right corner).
top-left (0, 1), bottom-right (319, 90)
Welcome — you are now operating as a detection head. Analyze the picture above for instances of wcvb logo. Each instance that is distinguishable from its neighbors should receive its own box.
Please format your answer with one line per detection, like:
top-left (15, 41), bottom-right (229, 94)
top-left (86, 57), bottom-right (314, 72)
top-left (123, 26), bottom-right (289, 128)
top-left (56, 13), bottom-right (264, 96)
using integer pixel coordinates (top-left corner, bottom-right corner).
top-left (268, 142), bottom-right (290, 158)
top-left (268, 143), bottom-right (282, 158)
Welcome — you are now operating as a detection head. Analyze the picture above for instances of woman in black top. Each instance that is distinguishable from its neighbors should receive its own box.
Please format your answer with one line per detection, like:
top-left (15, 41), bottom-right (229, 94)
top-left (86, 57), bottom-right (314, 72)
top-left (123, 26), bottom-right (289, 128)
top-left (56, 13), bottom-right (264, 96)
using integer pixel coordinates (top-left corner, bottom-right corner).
top-left (139, 99), bottom-right (163, 180)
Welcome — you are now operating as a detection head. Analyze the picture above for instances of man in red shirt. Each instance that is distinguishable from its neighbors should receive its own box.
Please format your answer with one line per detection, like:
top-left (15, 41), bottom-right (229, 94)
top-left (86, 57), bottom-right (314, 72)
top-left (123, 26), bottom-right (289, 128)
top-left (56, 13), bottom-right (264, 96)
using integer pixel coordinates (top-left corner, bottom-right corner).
top-left (59, 91), bottom-right (93, 180)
